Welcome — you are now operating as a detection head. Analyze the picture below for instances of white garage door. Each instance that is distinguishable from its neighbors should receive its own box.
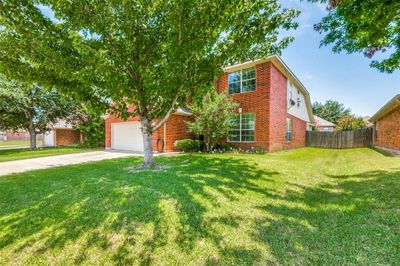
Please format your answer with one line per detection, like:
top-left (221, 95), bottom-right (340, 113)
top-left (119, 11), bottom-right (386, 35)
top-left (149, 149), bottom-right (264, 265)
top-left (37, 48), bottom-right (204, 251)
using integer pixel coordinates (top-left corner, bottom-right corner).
top-left (111, 122), bottom-right (144, 151)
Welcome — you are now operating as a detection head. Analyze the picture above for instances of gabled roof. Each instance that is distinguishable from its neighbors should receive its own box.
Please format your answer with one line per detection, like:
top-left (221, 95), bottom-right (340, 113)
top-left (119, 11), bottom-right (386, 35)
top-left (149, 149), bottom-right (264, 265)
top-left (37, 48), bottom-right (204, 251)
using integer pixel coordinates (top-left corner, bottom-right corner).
top-left (370, 94), bottom-right (400, 122)
top-left (314, 115), bottom-right (336, 127)
top-left (223, 55), bottom-right (314, 124)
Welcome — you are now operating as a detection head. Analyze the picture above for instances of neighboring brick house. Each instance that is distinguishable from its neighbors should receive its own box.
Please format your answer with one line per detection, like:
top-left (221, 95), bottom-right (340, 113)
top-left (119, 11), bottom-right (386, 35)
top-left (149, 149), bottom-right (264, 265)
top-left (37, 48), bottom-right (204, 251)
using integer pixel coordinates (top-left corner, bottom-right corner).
top-left (105, 55), bottom-right (314, 152)
top-left (370, 94), bottom-right (400, 154)
top-left (1, 131), bottom-right (43, 141)
top-left (43, 120), bottom-right (82, 147)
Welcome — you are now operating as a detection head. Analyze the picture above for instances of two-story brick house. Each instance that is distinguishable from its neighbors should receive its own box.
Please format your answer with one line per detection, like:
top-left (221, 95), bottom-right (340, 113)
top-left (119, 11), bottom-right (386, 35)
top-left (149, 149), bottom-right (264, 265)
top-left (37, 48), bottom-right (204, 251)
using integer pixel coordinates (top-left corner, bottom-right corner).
top-left (105, 55), bottom-right (314, 152)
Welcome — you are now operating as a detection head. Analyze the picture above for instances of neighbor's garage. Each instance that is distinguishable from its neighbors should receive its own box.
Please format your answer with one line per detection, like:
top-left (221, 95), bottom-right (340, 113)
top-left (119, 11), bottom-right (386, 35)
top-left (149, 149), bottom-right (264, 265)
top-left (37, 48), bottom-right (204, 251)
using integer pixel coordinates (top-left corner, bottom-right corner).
top-left (43, 128), bottom-right (81, 147)
top-left (111, 122), bottom-right (144, 151)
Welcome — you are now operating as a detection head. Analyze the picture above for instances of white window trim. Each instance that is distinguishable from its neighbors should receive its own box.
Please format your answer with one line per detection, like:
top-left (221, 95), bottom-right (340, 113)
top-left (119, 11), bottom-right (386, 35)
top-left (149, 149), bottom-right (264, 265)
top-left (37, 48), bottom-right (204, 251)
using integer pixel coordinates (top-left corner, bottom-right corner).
top-left (227, 113), bottom-right (255, 143)
top-left (228, 67), bottom-right (256, 95)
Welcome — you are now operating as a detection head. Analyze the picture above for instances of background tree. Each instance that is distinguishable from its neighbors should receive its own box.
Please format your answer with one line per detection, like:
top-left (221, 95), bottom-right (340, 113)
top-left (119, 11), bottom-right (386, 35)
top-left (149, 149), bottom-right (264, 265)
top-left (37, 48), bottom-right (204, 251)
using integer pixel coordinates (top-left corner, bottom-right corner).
top-left (312, 100), bottom-right (352, 124)
top-left (0, 0), bottom-right (298, 167)
top-left (310, 0), bottom-right (400, 72)
top-left (187, 91), bottom-right (238, 151)
top-left (0, 77), bottom-right (77, 149)
top-left (336, 115), bottom-right (366, 131)
top-left (67, 104), bottom-right (105, 148)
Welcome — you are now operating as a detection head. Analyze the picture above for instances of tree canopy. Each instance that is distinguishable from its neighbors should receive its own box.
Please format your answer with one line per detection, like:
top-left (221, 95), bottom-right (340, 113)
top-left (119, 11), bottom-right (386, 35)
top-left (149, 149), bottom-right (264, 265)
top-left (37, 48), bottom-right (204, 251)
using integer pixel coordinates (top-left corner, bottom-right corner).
top-left (310, 0), bottom-right (400, 73)
top-left (0, 0), bottom-right (299, 166)
top-left (312, 100), bottom-right (351, 124)
top-left (0, 76), bottom-right (77, 149)
top-left (336, 115), bottom-right (366, 131)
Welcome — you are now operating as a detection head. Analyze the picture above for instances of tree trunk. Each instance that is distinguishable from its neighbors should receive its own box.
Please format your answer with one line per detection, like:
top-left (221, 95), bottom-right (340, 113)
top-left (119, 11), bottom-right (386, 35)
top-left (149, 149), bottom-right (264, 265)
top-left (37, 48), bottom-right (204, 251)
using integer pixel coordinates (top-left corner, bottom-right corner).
top-left (29, 129), bottom-right (36, 149)
top-left (205, 134), bottom-right (211, 152)
top-left (141, 119), bottom-right (155, 167)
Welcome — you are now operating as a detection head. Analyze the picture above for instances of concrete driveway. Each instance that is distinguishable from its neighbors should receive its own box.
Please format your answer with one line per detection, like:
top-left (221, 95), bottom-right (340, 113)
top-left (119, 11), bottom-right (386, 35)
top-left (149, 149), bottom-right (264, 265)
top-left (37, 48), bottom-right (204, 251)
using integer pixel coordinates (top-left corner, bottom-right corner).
top-left (0, 150), bottom-right (141, 176)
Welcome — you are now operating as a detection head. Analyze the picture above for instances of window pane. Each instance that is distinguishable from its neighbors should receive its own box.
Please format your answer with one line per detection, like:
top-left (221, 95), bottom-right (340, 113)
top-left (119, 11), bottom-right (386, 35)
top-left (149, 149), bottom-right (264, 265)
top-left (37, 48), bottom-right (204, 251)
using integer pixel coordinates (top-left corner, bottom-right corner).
top-left (241, 113), bottom-right (255, 141)
top-left (228, 71), bottom-right (241, 83)
top-left (242, 79), bottom-right (255, 92)
top-left (228, 130), bottom-right (240, 141)
top-left (286, 118), bottom-right (292, 141)
top-left (228, 114), bottom-right (241, 142)
top-left (286, 118), bottom-right (292, 131)
top-left (229, 115), bottom-right (240, 129)
top-left (242, 67), bottom-right (255, 80)
top-left (241, 130), bottom-right (254, 142)
top-left (242, 113), bottom-right (255, 130)
top-left (228, 82), bottom-right (240, 94)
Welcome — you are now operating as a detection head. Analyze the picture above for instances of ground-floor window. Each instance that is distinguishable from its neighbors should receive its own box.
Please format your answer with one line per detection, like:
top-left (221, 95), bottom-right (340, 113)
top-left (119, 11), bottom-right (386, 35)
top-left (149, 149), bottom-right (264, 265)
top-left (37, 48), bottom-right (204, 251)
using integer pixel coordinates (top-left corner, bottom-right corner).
top-left (228, 113), bottom-right (255, 142)
top-left (286, 118), bottom-right (292, 142)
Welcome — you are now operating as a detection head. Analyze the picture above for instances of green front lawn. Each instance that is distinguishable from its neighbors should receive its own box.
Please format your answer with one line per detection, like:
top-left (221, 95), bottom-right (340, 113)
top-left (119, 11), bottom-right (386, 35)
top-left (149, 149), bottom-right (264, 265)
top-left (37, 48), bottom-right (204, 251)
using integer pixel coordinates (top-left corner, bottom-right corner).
top-left (0, 140), bottom-right (43, 148)
top-left (0, 148), bottom-right (399, 265)
top-left (0, 146), bottom-right (101, 162)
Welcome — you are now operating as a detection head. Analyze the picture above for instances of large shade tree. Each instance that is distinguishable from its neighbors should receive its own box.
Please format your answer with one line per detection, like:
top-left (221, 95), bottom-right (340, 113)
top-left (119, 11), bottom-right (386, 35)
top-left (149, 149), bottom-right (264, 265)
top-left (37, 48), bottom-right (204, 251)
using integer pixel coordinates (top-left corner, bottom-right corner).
top-left (0, 77), bottom-right (77, 149)
top-left (310, 0), bottom-right (400, 73)
top-left (0, 0), bottom-right (299, 166)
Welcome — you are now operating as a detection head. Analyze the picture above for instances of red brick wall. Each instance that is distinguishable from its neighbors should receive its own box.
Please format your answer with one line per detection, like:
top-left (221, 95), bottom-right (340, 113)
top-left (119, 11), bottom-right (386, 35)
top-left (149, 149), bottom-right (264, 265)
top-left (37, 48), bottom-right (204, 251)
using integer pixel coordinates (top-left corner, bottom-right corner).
top-left (105, 113), bottom-right (194, 152)
top-left (217, 62), bottom-right (271, 151)
top-left (153, 115), bottom-right (194, 151)
top-left (287, 114), bottom-right (307, 149)
top-left (374, 106), bottom-right (400, 151)
top-left (55, 129), bottom-right (81, 146)
top-left (269, 63), bottom-right (288, 152)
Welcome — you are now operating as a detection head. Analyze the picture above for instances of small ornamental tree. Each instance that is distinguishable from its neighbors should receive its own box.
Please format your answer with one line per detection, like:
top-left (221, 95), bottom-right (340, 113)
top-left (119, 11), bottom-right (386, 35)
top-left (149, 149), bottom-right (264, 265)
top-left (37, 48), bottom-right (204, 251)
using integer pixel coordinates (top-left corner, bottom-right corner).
top-left (0, 0), bottom-right (299, 167)
top-left (187, 91), bottom-right (238, 151)
top-left (0, 77), bottom-right (77, 149)
top-left (336, 115), bottom-right (366, 131)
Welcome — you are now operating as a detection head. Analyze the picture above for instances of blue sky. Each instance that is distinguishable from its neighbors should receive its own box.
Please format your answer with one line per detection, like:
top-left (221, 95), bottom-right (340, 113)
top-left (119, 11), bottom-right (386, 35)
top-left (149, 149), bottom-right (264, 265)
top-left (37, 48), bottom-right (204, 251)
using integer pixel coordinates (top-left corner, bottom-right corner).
top-left (280, 0), bottom-right (400, 116)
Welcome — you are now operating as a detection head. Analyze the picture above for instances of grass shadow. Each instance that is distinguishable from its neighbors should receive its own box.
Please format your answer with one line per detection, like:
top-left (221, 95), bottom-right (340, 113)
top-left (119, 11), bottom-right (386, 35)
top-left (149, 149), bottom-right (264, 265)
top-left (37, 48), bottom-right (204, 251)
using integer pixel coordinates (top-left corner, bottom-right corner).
top-left (0, 154), bottom-right (278, 264)
top-left (253, 169), bottom-right (400, 265)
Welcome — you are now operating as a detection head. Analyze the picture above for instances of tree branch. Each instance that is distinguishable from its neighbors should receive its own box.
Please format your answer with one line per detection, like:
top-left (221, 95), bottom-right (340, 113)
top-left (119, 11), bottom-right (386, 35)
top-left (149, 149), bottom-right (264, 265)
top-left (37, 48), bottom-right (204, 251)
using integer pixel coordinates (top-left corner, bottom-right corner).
top-left (151, 92), bottom-right (180, 132)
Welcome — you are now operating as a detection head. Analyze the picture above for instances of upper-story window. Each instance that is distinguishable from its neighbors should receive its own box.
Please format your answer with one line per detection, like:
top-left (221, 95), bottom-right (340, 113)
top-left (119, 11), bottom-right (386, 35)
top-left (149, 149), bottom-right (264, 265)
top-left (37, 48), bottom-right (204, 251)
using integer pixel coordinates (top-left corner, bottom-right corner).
top-left (228, 67), bottom-right (256, 94)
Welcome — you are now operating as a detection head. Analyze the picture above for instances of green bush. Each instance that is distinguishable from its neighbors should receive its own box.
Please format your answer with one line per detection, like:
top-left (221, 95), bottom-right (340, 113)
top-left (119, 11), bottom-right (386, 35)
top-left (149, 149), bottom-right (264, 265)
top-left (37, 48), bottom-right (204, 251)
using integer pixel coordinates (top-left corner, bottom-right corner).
top-left (213, 143), bottom-right (231, 152)
top-left (221, 143), bottom-right (231, 151)
top-left (252, 147), bottom-right (266, 154)
top-left (176, 139), bottom-right (204, 152)
top-left (193, 140), bottom-right (205, 152)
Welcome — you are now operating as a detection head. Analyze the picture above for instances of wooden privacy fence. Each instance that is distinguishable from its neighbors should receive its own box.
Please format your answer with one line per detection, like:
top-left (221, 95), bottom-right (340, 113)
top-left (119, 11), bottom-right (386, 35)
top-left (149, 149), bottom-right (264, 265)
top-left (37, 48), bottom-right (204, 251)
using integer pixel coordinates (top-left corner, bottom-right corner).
top-left (306, 128), bottom-right (373, 149)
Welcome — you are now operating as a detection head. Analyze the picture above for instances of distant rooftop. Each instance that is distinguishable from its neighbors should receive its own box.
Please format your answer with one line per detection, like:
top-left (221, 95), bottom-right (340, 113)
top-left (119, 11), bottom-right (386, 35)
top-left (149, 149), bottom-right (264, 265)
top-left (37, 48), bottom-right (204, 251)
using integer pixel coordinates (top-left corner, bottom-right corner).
top-left (314, 115), bottom-right (336, 127)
